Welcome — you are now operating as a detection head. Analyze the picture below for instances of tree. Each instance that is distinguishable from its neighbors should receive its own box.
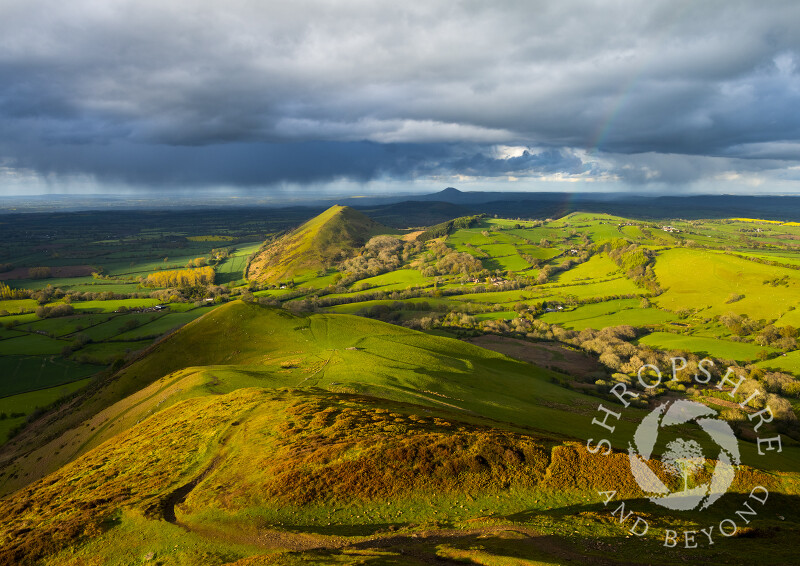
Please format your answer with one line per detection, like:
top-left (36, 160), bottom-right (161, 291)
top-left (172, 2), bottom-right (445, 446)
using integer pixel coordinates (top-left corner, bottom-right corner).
top-left (662, 439), bottom-right (705, 492)
top-left (28, 267), bottom-right (52, 279)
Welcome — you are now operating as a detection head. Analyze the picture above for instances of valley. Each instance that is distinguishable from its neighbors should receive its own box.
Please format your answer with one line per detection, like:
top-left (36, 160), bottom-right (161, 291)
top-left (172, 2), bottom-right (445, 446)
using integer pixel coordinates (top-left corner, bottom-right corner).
top-left (1, 196), bottom-right (799, 564)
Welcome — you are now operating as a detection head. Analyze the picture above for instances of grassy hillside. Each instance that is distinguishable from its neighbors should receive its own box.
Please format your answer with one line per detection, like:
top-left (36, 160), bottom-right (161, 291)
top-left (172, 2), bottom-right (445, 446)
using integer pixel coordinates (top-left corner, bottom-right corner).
top-left (654, 248), bottom-right (800, 319)
top-left (0, 301), bottom-right (612, 495)
top-left (1, 380), bottom-right (793, 565)
top-left (247, 205), bottom-right (392, 283)
top-left (4, 209), bottom-right (800, 564)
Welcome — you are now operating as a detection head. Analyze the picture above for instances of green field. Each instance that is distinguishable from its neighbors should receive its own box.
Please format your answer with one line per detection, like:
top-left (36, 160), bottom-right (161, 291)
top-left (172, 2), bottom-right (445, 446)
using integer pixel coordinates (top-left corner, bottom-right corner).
top-left (214, 241), bottom-right (262, 285)
top-left (755, 349), bottom-right (800, 375)
top-left (554, 254), bottom-right (619, 283)
top-left (541, 298), bottom-right (677, 329)
top-left (637, 331), bottom-right (777, 362)
top-left (77, 312), bottom-right (166, 342)
top-left (22, 313), bottom-right (117, 337)
top-left (0, 356), bottom-right (98, 397)
top-left (654, 248), bottom-right (800, 319)
top-left (113, 309), bottom-right (216, 340)
top-left (349, 268), bottom-right (427, 291)
top-left (0, 334), bottom-right (67, 356)
top-left (73, 340), bottom-right (153, 364)
top-left (0, 378), bottom-right (91, 442)
top-left (69, 299), bottom-right (161, 312)
top-left (0, 299), bottom-right (38, 314)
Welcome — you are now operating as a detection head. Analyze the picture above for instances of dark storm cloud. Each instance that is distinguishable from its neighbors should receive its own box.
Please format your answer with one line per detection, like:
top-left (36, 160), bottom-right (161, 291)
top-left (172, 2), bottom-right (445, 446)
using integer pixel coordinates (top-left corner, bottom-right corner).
top-left (1, 0), bottom-right (800, 191)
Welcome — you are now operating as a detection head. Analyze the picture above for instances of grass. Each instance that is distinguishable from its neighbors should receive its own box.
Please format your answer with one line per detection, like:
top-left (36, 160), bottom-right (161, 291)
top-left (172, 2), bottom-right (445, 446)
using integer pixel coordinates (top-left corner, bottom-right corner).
top-left (553, 254), bottom-right (620, 284)
top-left (71, 340), bottom-right (153, 364)
top-left (22, 313), bottom-right (117, 337)
top-left (0, 355), bottom-right (98, 397)
top-left (113, 309), bottom-right (214, 340)
top-left (754, 350), bottom-right (800, 376)
top-left (215, 241), bottom-right (262, 285)
top-left (0, 299), bottom-right (38, 314)
top-left (76, 312), bottom-right (166, 342)
top-left (539, 277), bottom-right (643, 299)
top-left (654, 248), bottom-right (800, 319)
top-left (637, 331), bottom-right (777, 362)
top-left (541, 299), bottom-right (677, 330)
top-left (348, 269), bottom-right (426, 292)
top-left (68, 299), bottom-right (160, 313)
top-left (0, 301), bottom-right (622, 497)
top-left (3, 384), bottom-right (796, 566)
top-left (0, 378), bottom-right (91, 442)
top-left (474, 310), bottom-right (516, 321)
top-left (0, 333), bottom-right (67, 356)
top-left (248, 205), bottom-right (393, 283)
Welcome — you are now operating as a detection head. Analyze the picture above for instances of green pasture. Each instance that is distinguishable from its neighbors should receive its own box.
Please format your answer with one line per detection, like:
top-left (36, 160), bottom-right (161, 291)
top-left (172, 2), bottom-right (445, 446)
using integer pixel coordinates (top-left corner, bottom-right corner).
top-left (637, 331), bottom-right (776, 362)
top-left (754, 350), bottom-right (800, 376)
top-left (215, 241), bottom-right (262, 285)
top-left (554, 253), bottom-right (620, 284)
top-left (540, 298), bottom-right (677, 329)
top-left (23, 313), bottom-right (117, 337)
top-left (654, 248), bottom-right (800, 319)
top-left (776, 308), bottom-right (800, 327)
top-left (73, 340), bottom-right (153, 364)
top-left (113, 309), bottom-right (216, 340)
top-left (77, 313), bottom-right (166, 342)
top-left (0, 299), bottom-right (38, 314)
top-left (0, 334), bottom-right (67, 356)
top-left (0, 378), bottom-right (92, 442)
top-left (68, 299), bottom-right (160, 313)
top-left (539, 276), bottom-right (643, 299)
top-left (349, 269), bottom-right (427, 291)
top-left (474, 310), bottom-right (516, 321)
top-left (0, 355), bottom-right (98, 397)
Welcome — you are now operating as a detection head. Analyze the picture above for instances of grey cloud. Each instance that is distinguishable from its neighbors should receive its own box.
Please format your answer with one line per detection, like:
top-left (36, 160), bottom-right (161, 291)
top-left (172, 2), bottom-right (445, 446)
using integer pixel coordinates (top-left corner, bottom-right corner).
top-left (1, 0), bottom-right (800, 190)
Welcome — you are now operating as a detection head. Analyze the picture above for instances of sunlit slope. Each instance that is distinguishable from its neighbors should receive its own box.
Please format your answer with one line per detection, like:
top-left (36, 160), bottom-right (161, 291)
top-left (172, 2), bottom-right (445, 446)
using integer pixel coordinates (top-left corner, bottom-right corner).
top-left (0, 301), bottom-right (603, 496)
top-left (0, 388), bottom-right (602, 565)
top-left (654, 248), bottom-right (800, 318)
top-left (247, 205), bottom-right (391, 283)
top-left (2, 387), bottom-right (788, 566)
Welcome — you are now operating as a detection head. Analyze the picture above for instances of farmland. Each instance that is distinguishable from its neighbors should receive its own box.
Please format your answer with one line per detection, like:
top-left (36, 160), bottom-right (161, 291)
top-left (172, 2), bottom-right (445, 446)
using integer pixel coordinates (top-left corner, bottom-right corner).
top-left (1, 301), bottom-right (798, 566)
top-left (2, 205), bottom-right (800, 564)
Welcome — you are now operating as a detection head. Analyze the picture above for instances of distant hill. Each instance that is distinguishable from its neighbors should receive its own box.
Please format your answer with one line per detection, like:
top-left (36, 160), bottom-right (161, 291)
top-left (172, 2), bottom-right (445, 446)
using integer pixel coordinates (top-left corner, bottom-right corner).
top-left (246, 205), bottom-right (391, 283)
top-left (355, 200), bottom-right (473, 228)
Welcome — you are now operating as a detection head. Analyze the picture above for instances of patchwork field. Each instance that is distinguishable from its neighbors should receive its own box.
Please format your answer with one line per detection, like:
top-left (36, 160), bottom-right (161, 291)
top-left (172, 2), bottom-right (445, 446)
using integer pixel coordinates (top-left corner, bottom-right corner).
top-left (2, 206), bottom-right (800, 565)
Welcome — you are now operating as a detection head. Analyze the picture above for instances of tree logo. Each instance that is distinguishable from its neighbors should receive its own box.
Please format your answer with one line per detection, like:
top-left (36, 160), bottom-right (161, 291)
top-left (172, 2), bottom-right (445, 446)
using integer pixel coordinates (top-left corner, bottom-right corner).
top-left (628, 400), bottom-right (740, 511)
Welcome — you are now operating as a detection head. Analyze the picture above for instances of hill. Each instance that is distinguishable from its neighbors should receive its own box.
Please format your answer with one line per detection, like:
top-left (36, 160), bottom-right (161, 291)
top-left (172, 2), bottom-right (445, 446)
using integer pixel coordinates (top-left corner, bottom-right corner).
top-left (355, 200), bottom-right (473, 228)
top-left (0, 302), bottom-right (790, 565)
top-left (246, 205), bottom-right (391, 283)
top-left (0, 301), bottom-right (609, 496)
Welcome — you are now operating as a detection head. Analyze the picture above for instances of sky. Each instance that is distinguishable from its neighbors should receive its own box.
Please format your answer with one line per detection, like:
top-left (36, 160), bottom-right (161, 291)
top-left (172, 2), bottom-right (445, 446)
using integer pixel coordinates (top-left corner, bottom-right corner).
top-left (1, 0), bottom-right (800, 196)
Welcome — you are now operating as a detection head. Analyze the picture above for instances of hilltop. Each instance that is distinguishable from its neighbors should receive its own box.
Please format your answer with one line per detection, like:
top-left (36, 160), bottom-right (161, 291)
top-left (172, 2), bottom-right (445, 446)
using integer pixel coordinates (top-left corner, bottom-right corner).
top-left (246, 205), bottom-right (391, 283)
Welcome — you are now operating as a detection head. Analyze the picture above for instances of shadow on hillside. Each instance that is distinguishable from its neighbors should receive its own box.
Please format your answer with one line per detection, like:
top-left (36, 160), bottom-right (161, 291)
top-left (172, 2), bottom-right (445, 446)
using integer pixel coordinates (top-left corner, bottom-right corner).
top-left (504, 490), bottom-right (799, 527)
